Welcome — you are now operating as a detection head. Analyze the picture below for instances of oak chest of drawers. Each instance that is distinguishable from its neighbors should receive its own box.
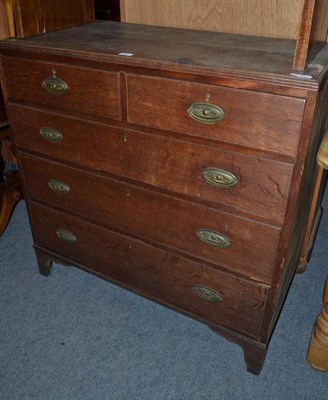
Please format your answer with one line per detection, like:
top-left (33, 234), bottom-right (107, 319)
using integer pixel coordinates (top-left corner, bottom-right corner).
top-left (0, 20), bottom-right (327, 374)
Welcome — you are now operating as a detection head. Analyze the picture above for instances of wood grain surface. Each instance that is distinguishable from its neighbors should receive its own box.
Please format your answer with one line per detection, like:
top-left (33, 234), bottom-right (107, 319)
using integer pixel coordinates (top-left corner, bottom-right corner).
top-left (20, 154), bottom-right (281, 283)
top-left (293, 0), bottom-right (328, 71)
top-left (127, 75), bottom-right (305, 157)
top-left (29, 200), bottom-right (268, 339)
top-left (1, 14), bottom-right (327, 375)
top-left (2, 58), bottom-right (121, 121)
top-left (121, 0), bottom-right (303, 39)
top-left (0, 21), bottom-right (303, 78)
top-left (0, 2), bottom-right (10, 39)
top-left (13, 0), bottom-right (94, 38)
top-left (10, 105), bottom-right (294, 224)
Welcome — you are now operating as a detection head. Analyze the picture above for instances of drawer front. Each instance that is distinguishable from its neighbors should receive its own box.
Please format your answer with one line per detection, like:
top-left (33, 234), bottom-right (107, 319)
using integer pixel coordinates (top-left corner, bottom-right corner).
top-left (21, 154), bottom-right (281, 283)
top-left (2, 58), bottom-right (121, 120)
top-left (29, 201), bottom-right (268, 338)
top-left (11, 105), bottom-right (293, 223)
top-left (127, 75), bottom-right (305, 157)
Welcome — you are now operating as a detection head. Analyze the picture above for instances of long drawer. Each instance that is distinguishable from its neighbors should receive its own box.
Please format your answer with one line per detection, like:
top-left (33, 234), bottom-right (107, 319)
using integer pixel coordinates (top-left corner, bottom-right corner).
top-left (127, 75), bottom-right (305, 157)
top-left (11, 105), bottom-right (294, 223)
top-left (20, 154), bottom-right (281, 283)
top-left (28, 201), bottom-right (269, 339)
top-left (2, 58), bottom-right (121, 120)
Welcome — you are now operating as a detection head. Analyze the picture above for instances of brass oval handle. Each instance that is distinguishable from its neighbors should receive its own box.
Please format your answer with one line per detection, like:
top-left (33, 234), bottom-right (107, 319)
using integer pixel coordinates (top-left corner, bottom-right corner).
top-left (56, 229), bottom-right (77, 244)
top-left (202, 168), bottom-right (238, 189)
top-left (40, 127), bottom-right (63, 143)
top-left (187, 102), bottom-right (224, 125)
top-left (41, 77), bottom-right (68, 95)
top-left (193, 285), bottom-right (223, 303)
top-left (197, 229), bottom-right (230, 248)
top-left (48, 179), bottom-right (70, 195)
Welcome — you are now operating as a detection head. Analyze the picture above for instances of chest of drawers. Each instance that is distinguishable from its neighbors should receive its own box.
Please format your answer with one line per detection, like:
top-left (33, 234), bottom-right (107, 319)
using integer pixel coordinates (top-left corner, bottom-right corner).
top-left (0, 20), bottom-right (327, 375)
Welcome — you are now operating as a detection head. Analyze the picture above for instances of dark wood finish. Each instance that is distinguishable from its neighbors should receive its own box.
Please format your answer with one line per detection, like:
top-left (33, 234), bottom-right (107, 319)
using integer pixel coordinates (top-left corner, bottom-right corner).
top-left (293, 0), bottom-right (328, 71)
top-left (261, 75), bottom-right (328, 343)
top-left (127, 75), bottom-right (305, 158)
top-left (2, 58), bottom-right (121, 121)
top-left (210, 324), bottom-right (267, 375)
top-left (0, 2), bottom-right (20, 237)
top-left (20, 153), bottom-right (281, 283)
top-left (13, 0), bottom-right (95, 38)
top-left (0, 127), bottom-right (21, 236)
top-left (95, 0), bottom-right (120, 21)
top-left (29, 200), bottom-right (268, 338)
top-left (0, 21), bottom-right (317, 78)
top-left (0, 19), bottom-right (327, 375)
top-left (10, 105), bottom-right (294, 223)
top-left (0, 169), bottom-right (21, 236)
top-left (0, 88), bottom-right (7, 126)
top-left (297, 206), bottom-right (322, 273)
top-left (35, 247), bottom-right (53, 276)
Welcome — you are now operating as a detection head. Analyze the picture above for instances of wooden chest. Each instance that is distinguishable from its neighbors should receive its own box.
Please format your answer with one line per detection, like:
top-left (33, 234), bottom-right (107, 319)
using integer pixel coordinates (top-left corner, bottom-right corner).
top-left (0, 19), bottom-right (327, 374)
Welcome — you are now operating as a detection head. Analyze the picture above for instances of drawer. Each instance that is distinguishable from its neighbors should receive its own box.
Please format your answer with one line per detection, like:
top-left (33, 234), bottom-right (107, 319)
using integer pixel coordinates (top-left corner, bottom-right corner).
top-left (29, 201), bottom-right (269, 339)
top-left (11, 105), bottom-right (293, 223)
top-left (20, 154), bottom-right (281, 283)
top-left (2, 57), bottom-right (121, 120)
top-left (127, 75), bottom-right (305, 157)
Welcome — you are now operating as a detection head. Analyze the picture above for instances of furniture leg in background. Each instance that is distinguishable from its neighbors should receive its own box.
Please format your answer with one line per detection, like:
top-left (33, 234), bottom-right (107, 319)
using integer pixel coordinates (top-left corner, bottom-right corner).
top-left (0, 127), bottom-right (22, 236)
top-left (0, 0), bottom-right (20, 236)
top-left (306, 128), bottom-right (328, 371)
top-left (297, 166), bottom-right (326, 273)
top-left (307, 277), bottom-right (328, 371)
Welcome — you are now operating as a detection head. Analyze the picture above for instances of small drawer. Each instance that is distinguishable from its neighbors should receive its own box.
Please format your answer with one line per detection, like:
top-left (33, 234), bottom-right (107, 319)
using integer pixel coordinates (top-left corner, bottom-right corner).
top-left (2, 57), bottom-right (121, 120)
top-left (20, 154), bottom-right (281, 283)
top-left (11, 105), bottom-right (294, 223)
top-left (126, 75), bottom-right (305, 157)
top-left (29, 201), bottom-right (269, 339)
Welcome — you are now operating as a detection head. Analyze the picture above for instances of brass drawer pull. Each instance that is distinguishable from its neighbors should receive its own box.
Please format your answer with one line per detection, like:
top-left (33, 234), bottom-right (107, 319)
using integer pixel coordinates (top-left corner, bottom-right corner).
top-left (41, 77), bottom-right (68, 95)
top-left (197, 229), bottom-right (230, 248)
top-left (202, 168), bottom-right (238, 189)
top-left (193, 285), bottom-right (223, 303)
top-left (48, 179), bottom-right (70, 195)
top-left (40, 127), bottom-right (63, 143)
top-left (187, 102), bottom-right (224, 125)
top-left (56, 229), bottom-right (77, 244)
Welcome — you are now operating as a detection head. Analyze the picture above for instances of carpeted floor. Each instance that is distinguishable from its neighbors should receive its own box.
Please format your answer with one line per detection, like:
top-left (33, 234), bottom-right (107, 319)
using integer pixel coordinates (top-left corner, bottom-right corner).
top-left (1, 191), bottom-right (327, 400)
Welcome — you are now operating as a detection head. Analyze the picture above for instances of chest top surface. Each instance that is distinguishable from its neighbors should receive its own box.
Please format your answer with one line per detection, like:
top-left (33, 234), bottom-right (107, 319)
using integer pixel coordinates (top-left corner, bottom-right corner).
top-left (0, 21), bottom-right (327, 87)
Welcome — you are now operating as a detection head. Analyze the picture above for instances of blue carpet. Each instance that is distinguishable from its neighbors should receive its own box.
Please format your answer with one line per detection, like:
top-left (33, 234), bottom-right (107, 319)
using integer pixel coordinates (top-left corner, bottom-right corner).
top-left (1, 191), bottom-right (327, 400)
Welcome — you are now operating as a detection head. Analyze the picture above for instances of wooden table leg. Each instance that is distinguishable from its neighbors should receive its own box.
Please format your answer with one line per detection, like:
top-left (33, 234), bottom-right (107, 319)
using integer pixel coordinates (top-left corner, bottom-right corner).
top-left (0, 171), bottom-right (22, 236)
top-left (297, 166), bottom-right (326, 273)
top-left (306, 277), bottom-right (328, 371)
